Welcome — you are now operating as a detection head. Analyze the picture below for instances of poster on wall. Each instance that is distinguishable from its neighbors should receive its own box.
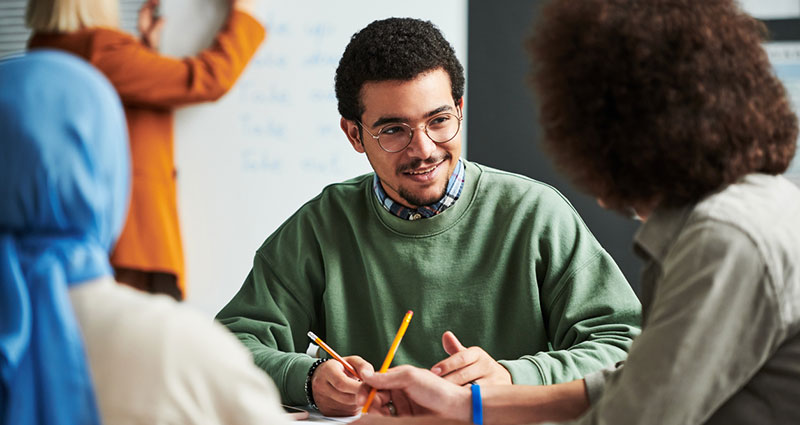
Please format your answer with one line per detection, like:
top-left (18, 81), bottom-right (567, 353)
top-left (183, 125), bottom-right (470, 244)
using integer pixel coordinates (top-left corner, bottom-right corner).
top-left (766, 42), bottom-right (800, 186)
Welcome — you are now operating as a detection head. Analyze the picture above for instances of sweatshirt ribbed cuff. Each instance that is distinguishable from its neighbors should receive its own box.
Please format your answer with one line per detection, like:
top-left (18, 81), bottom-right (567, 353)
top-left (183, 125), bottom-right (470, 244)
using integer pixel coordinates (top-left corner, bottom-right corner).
top-left (287, 356), bottom-right (317, 405)
top-left (497, 359), bottom-right (545, 385)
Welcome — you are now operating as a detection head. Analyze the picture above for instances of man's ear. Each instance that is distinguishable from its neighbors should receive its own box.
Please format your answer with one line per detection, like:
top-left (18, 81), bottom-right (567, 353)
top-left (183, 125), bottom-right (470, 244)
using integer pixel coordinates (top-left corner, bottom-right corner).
top-left (341, 117), bottom-right (365, 153)
top-left (457, 96), bottom-right (464, 110)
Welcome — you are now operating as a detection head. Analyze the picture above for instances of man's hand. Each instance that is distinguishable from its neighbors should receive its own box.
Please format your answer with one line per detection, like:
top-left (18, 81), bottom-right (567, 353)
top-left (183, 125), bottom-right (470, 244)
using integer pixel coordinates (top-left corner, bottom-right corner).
top-left (430, 331), bottom-right (512, 386)
top-left (362, 387), bottom-right (424, 417)
top-left (312, 356), bottom-right (374, 416)
top-left (137, 0), bottom-right (164, 50)
top-left (360, 365), bottom-right (471, 420)
top-left (354, 415), bottom-right (469, 425)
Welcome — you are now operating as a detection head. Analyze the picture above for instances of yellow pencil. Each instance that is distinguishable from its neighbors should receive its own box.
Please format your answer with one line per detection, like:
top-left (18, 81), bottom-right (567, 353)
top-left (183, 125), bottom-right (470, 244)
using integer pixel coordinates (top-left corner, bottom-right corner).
top-left (307, 331), bottom-right (360, 379)
top-left (361, 310), bottom-right (414, 413)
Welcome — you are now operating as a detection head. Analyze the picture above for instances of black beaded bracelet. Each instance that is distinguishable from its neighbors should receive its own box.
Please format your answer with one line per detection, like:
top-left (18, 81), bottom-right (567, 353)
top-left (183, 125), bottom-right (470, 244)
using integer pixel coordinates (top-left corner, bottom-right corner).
top-left (304, 358), bottom-right (329, 410)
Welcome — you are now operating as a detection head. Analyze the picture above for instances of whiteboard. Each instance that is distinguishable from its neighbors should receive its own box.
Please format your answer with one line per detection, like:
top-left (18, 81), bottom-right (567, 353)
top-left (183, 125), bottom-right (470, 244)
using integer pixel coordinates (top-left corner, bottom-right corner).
top-left (738, 0), bottom-right (800, 19)
top-left (766, 42), bottom-right (800, 187)
top-left (159, 0), bottom-right (468, 315)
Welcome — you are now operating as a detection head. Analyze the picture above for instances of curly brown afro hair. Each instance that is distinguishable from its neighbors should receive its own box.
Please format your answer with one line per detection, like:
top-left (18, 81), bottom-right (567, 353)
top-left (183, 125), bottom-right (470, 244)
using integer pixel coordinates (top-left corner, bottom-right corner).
top-left (529, 0), bottom-right (798, 212)
top-left (335, 17), bottom-right (465, 122)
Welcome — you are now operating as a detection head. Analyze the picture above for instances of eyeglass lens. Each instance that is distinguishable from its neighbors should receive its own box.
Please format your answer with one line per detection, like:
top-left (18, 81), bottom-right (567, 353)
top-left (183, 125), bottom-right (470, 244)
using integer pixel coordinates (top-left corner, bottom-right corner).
top-left (377, 113), bottom-right (460, 152)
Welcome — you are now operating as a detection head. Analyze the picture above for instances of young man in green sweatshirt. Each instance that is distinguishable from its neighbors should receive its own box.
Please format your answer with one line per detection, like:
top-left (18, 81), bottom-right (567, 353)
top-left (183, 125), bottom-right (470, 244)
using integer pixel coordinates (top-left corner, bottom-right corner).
top-left (216, 17), bottom-right (641, 417)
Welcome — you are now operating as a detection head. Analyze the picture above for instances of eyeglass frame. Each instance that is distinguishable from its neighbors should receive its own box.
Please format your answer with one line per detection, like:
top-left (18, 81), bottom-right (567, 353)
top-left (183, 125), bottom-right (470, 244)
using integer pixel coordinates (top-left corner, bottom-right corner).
top-left (356, 106), bottom-right (463, 153)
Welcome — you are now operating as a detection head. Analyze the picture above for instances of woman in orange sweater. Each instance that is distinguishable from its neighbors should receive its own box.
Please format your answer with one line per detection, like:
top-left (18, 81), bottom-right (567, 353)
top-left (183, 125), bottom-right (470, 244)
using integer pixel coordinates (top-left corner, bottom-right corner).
top-left (26, 0), bottom-right (266, 299)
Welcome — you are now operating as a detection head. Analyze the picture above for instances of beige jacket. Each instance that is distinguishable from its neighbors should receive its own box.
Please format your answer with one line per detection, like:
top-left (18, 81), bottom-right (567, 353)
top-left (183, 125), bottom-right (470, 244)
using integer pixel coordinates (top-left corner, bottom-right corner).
top-left (70, 278), bottom-right (289, 425)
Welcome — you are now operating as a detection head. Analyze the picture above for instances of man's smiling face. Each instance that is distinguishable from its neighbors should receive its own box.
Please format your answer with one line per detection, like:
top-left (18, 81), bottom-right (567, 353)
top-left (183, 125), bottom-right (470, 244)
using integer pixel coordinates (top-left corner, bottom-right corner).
top-left (342, 68), bottom-right (463, 208)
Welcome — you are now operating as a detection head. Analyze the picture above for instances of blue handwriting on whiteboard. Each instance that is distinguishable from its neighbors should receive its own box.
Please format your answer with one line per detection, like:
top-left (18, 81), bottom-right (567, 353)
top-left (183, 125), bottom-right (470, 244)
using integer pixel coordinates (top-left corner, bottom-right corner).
top-left (241, 148), bottom-right (283, 171)
top-left (240, 115), bottom-right (287, 140)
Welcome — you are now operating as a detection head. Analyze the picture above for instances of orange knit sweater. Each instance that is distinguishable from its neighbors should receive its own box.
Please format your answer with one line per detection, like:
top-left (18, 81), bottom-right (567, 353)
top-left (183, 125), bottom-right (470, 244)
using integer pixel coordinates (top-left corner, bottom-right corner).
top-left (30, 10), bottom-right (266, 294)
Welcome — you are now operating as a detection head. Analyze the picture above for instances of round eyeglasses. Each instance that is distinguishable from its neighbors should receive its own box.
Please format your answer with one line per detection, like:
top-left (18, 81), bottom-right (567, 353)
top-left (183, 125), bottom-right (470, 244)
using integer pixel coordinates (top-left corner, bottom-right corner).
top-left (358, 110), bottom-right (463, 153)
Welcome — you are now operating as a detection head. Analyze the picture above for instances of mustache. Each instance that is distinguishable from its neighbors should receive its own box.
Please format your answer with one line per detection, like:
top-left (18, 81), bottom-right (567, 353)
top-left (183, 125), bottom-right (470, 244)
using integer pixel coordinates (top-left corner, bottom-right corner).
top-left (397, 153), bottom-right (451, 174)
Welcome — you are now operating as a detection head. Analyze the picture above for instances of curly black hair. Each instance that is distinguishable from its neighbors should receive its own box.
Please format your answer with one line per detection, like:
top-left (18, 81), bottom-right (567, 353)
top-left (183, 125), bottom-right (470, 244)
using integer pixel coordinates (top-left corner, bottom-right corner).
top-left (529, 0), bottom-right (798, 212)
top-left (335, 17), bottom-right (465, 121)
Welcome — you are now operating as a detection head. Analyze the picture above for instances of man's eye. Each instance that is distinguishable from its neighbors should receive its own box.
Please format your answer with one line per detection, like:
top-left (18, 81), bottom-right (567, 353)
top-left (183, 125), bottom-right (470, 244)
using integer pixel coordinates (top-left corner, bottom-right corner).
top-left (429, 115), bottom-right (451, 127)
top-left (381, 125), bottom-right (406, 135)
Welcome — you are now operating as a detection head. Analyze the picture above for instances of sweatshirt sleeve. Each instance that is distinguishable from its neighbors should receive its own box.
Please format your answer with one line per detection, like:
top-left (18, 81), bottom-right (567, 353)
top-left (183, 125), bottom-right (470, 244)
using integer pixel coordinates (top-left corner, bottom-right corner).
top-left (216, 247), bottom-right (320, 406)
top-left (216, 188), bottom-right (353, 406)
top-left (90, 10), bottom-right (265, 107)
top-left (499, 191), bottom-right (642, 385)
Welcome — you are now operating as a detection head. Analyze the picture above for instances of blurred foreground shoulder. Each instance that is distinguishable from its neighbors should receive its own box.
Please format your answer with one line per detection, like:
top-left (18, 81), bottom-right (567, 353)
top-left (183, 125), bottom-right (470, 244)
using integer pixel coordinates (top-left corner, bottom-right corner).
top-left (69, 278), bottom-right (289, 425)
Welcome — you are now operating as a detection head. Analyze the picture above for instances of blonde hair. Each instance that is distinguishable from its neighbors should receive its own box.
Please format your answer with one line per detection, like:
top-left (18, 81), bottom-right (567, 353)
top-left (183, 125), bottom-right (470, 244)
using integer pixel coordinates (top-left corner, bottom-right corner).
top-left (26, 0), bottom-right (119, 32)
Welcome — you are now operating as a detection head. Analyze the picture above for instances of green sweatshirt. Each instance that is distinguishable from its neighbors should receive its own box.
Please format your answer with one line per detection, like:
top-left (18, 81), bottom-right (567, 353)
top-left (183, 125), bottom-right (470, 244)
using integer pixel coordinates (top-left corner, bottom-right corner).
top-left (217, 161), bottom-right (641, 405)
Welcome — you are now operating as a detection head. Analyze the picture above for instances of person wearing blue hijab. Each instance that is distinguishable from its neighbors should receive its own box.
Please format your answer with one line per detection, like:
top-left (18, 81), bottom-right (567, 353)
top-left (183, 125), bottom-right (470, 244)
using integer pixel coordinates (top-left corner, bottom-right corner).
top-left (0, 50), bottom-right (288, 424)
top-left (0, 50), bottom-right (127, 425)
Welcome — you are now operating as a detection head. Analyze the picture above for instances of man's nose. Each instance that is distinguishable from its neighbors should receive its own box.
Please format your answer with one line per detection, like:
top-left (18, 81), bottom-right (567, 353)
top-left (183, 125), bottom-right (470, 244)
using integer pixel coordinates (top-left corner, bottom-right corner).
top-left (404, 126), bottom-right (437, 159)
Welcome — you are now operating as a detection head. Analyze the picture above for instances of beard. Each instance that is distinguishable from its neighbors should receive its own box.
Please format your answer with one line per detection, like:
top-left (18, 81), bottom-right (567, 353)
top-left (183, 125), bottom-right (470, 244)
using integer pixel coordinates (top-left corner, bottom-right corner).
top-left (395, 152), bottom-right (452, 207)
top-left (397, 182), bottom-right (448, 208)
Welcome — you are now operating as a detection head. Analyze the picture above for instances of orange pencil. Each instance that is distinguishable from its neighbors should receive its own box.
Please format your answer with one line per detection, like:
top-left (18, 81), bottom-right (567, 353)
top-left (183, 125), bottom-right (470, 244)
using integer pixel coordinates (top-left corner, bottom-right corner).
top-left (307, 331), bottom-right (360, 379)
top-left (362, 310), bottom-right (414, 414)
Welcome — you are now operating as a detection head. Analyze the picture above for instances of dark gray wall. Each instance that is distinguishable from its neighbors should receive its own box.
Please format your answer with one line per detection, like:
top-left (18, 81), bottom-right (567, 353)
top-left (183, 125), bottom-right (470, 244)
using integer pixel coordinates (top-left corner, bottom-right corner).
top-left (467, 0), bottom-right (643, 294)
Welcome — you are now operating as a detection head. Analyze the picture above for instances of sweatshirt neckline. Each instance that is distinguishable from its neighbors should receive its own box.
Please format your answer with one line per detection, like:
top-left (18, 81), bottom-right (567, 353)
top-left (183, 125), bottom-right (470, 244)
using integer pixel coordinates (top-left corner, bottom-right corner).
top-left (368, 160), bottom-right (482, 237)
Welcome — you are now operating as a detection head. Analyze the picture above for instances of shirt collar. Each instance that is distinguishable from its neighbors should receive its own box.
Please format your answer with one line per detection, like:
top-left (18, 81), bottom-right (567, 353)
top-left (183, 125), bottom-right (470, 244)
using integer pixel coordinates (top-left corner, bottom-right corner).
top-left (633, 205), bottom-right (693, 263)
top-left (373, 158), bottom-right (465, 220)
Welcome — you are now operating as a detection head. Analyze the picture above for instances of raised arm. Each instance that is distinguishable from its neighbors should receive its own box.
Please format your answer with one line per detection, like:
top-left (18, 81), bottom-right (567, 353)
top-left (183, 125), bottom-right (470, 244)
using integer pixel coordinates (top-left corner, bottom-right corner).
top-left (92, 0), bottom-right (265, 107)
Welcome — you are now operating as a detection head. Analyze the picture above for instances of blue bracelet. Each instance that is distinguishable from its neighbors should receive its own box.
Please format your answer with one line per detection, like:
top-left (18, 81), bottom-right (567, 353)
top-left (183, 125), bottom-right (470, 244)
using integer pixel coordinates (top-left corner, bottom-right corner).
top-left (471, 384), bottom-right (483, 425)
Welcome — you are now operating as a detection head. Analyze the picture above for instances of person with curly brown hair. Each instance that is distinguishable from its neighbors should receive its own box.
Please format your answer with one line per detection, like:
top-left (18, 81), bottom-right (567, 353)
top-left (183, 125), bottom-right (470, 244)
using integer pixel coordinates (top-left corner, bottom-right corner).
top-left (349, 1), bottom-right (800, 424)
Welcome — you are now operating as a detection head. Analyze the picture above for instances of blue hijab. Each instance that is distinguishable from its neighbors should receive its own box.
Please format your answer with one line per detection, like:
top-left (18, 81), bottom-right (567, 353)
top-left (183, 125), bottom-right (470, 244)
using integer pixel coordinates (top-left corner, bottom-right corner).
top-left (0, 50), bottom-right (130, 424)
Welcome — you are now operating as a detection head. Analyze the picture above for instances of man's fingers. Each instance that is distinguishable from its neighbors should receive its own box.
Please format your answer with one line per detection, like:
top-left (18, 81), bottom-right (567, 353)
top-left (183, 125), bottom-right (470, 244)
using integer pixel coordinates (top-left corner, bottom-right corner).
top-left (357, 381), bottom-right (374, 406)
top-left (430, 348), bottom-right (479, 376)
top-left (356, 365), bottom-right (471, 419)
top-left (432, 346), bottom-right (512, 385)
top-left (441, 331), bottom-right (467, 356)
top-left (314, 361), bottom-right (367, 415)
top-left (317, 379), bottom-right (359, 406)
top-left (317, 393), bottom-right (361, 416)
top-left (367, 391), bottom-right (391, 416)
top-left (346, 355), bottom-right (375, 379)
top-left (390, 390), bottom-right (413, 416)
top-left (439, 363), bottom-right (483, 386)
top-left (327, 370), bottom-right (365, 394)
top-left (355, 418), bottom-right (467, 425)
top-left (372, 390), bottom-right (391, 408)
top-left (325, 383), bottom-right (363, 406)
top-left (362, 365), bottom-right (421, 390)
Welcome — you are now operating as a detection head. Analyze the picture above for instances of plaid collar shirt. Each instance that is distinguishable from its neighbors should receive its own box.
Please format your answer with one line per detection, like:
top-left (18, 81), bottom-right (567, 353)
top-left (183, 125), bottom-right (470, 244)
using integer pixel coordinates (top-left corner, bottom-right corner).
top-left (372, 158), bottom-right (465, 221)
